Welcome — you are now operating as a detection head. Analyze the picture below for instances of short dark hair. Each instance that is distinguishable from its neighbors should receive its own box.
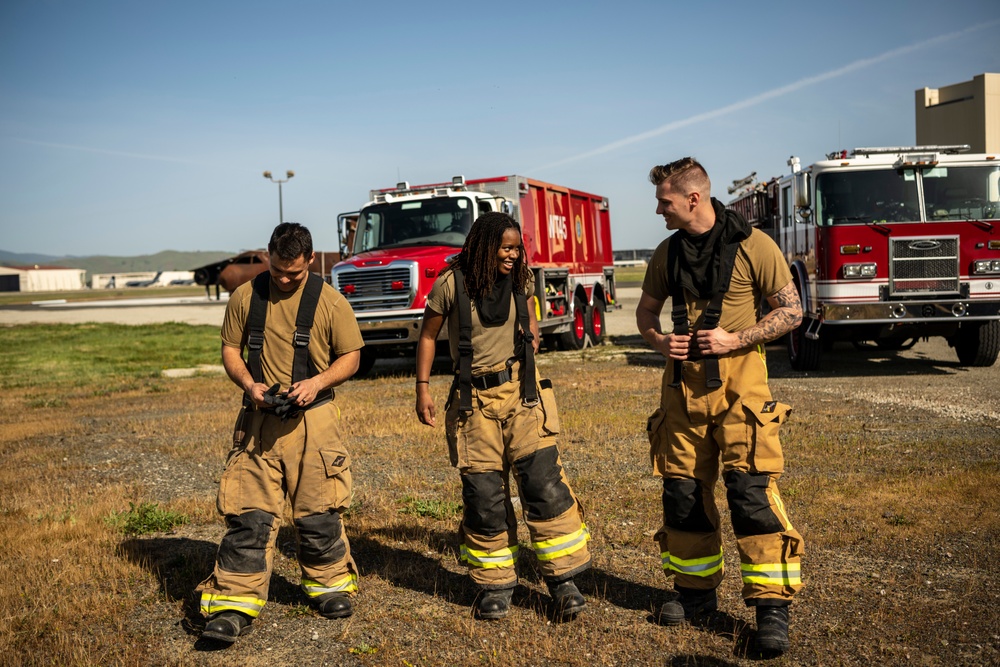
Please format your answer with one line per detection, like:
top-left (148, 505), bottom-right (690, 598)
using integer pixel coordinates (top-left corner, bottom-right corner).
top-left (649, 157), bottom-right (711, 196)
top-left (267, 222), bottom-right (313, 261)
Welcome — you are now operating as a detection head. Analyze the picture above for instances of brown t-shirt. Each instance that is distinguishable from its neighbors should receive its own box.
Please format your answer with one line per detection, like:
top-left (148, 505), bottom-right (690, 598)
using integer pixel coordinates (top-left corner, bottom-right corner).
top-left (426, 269), bottom-right (535, 373)
top-left (642, 228), bottom-right (792, 333)
top-left (222, 276), bottom-right (364, 390)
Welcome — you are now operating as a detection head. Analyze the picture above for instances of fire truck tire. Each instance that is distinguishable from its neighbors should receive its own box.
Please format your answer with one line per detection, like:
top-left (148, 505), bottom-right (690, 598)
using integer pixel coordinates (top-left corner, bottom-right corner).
top-left (953, 321), bottom-right (1000, 367)
top-left (588, 296), bottom-right (606, 346)
top-left (788, 319), bottom-right (821, 371)
top-left (353, 347), bottom-right (378, 379)
top-left (560, 296), bottom-right (589, 350)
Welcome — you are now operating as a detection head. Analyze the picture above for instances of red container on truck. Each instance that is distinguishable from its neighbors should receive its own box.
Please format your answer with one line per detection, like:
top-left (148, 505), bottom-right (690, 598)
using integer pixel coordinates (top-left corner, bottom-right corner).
top-left (332, 175), bottom-right (617, 375)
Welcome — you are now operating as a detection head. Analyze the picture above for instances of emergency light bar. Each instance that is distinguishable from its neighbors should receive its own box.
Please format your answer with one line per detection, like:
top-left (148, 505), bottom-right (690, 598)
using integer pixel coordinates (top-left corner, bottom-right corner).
top-left (852, 145), bottom-right (971, 156)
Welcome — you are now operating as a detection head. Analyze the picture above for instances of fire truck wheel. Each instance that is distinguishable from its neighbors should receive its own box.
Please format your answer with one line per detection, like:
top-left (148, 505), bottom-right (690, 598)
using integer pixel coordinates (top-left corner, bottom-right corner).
top-left (352, 347), bottom-right (378, 379)
top-left (788, 318), bottom-right (822, 371)
top-left (560, 296), bottom-right (589, 350)
top-left (953, 321), bottom-right (1000, 367)
top-left (588, 296), bottom-right (606, 346)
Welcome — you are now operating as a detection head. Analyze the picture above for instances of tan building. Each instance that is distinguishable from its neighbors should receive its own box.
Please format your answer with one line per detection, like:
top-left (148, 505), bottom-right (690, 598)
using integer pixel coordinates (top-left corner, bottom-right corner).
top-left (915, 73), bottom-right (1000, 153)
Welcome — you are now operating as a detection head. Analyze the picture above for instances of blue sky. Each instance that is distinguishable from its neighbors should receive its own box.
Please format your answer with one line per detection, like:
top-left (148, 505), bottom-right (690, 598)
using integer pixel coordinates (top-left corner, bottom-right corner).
top-left (1, 1), bottom-right (997, 258)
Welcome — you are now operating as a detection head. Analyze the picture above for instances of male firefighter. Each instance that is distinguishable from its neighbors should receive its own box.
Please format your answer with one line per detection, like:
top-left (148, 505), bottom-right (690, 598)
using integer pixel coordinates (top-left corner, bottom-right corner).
top-left (197, 222), bottom-right (364, 644)
top-left (635, 158), bottom-right (805, 654)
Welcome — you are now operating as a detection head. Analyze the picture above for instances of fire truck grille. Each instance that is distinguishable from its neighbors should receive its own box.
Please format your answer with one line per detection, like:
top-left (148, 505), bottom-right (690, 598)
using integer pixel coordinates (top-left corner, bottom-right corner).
top-left (889, 237), bottom-right (959, 295)
top-left (334, 266), bottom-right (413, 311)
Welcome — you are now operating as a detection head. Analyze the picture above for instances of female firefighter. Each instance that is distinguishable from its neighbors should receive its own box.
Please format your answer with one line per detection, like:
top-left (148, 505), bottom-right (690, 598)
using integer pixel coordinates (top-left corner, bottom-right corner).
top-left (415, 212), bottom-right (591, 621)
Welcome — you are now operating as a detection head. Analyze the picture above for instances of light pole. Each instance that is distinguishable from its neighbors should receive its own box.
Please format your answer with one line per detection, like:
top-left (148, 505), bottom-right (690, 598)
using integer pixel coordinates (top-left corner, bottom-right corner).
top-left (263, 170), bottom-right (294, 223)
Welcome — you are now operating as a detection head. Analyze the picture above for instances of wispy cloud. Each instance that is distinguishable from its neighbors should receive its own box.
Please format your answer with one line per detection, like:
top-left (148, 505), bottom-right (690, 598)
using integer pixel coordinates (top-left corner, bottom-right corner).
top-left (528, 21), bottom-right (1000, 172)
top-left (15, 138), bottom-right (199, 165)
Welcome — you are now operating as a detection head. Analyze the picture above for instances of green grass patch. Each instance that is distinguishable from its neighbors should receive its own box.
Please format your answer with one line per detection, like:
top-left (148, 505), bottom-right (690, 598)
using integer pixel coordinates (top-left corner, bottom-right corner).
top-left (0, 323), bottom-right (219, 391)
top-left (398, 495), bottom-right (462, 520)
top-left (105, 502), bottom-right (188, 535)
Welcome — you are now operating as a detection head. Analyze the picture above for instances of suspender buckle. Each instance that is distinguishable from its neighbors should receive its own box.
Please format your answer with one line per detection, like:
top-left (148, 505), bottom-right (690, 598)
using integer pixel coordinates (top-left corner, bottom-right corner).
top-left (293, 330), bottom-right (311, 347)
top-left (247, 332), bottom-right (265, 350)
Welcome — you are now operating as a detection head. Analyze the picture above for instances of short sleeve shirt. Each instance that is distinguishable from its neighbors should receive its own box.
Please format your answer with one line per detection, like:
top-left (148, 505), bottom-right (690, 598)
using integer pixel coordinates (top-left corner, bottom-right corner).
top-left (642, 228), bottom-right (792, 333)
top-left (222, 276), bottom-right (365, 390)
top-left (426, 269), bottom-right (535, 373)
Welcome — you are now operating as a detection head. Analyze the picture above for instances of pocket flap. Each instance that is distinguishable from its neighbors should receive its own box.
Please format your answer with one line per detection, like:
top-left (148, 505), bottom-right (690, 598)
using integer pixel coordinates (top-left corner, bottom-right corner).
top-left (319, 449), bottom-right (351, 477)
top-left (742, 400), bottom-right (792, 427)
top-left (646, 407), bottom-right (666, 435)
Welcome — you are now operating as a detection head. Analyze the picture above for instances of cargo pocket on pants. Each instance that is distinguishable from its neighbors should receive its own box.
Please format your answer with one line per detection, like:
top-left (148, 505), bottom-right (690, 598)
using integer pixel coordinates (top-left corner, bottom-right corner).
top-left (535, 379), bottom-right (561, 436)
top-left (742, 400), bottom-right (791, 474)
top-left (646, 408), bottom-right (668, 476)
top-left (319, 449), bottom-right (353, 510)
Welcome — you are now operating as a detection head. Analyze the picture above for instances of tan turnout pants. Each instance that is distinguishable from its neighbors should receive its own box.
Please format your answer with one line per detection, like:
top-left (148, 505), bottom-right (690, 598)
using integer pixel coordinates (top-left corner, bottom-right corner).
top-left (647, 346), bottom-right (804, 604)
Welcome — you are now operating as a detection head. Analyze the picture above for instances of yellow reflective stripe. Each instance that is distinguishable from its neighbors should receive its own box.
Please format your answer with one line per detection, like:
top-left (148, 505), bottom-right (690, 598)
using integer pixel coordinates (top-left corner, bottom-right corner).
top-left (531, 524), bottom-right (591, 562)
top-left (660, 548), bottom-right (724, 577)
top-left (741, 562), bottom-right (801, 586)
top-left (301, 574), bottom-right (358, 598)
top-left (757, 344), bottom-right (768, 382)
top-left (460, 544), bottom-right (518, 569)
top-left (200, 594), bottom-right (266, 618)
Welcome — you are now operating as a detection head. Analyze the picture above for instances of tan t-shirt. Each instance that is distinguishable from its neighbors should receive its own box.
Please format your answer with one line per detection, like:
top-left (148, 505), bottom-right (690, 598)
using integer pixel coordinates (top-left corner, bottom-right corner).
top-left (426, 269), bottom-right (535, 373)
top-left (222, 275), bottom-right (365, 390)
top-left (642, 228), bottom-right (792, 333)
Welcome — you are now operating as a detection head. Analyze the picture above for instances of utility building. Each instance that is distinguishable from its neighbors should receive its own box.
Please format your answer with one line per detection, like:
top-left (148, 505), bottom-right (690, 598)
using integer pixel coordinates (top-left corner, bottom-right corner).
top-left (915, 73), bottom-right (1000, 152)
top-left (0, 265), bottom-right (86, 292)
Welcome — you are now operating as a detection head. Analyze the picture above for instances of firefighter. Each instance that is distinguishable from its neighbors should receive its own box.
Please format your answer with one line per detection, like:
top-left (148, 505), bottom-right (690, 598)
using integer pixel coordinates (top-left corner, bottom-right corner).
top-left (415, 212), bottom-right (591, 621)
top-left (197, 223), bottom-right (365, 644)
top-left (635, 158), bottom-right (805, 654)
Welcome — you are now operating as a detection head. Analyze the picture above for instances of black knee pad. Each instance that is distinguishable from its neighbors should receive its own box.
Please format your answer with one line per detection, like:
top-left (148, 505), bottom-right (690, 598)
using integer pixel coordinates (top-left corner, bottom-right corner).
top-left (294, 509), bottom-right (346, 566)
top-left (661, 477), bottom-right (716, 533)
top-left (462, 471), bottom-right (507, 537)
top-left (724, 470), bottom-right (784, 536)
top-left (513, 447), bottom-right (575, 521)
top-left (218, 510), bottom-right (274, 573)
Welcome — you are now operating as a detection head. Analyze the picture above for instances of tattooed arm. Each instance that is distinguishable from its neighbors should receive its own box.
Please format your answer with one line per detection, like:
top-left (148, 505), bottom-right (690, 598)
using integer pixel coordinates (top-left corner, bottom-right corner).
top-left (692, 281), bottom-right (803, 356)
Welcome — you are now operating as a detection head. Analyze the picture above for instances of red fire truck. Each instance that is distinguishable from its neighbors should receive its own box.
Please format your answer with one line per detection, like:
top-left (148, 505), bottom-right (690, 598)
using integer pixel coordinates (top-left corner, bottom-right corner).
top-left (727, 145), bottom-right (1000, 370)
top-left (332, 175), bottom-right (617, 375)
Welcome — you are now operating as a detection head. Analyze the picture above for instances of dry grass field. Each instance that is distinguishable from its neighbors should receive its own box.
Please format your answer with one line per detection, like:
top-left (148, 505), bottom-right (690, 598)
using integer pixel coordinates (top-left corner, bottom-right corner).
top-left (0, 322), bottom-right (998, 666)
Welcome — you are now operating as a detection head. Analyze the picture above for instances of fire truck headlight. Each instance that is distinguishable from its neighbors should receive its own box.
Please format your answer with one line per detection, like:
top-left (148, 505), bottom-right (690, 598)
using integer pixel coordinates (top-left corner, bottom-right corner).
top-left (973, 260), bottom-right (1000, 274)
top-left (843, 263), bottom-right (877, 279)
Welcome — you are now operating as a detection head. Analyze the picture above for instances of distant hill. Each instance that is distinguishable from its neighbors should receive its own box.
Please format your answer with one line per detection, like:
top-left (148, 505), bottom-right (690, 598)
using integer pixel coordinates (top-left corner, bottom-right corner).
top-left (0, 249), bottom-right (235, 276)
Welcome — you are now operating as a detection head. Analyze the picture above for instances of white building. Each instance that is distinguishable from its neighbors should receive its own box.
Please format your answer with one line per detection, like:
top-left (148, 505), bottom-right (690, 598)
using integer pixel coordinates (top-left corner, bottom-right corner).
top-left (0, 265), bottom-right (87, 292)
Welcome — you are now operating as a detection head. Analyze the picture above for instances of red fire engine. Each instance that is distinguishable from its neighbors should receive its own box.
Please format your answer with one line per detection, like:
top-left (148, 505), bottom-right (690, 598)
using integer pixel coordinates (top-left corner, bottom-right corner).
top-left (332, 175), bottom-right (616, 375)
top-left (727, 145), bottom-right (1000, 370)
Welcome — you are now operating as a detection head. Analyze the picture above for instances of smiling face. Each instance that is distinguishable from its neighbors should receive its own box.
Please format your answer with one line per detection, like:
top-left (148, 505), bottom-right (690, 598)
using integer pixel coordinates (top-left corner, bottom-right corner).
top-left (655, 179), bottom-right (697, 232)
top-left (269, 252), bottom-right (314, 292)
top-left (495, 228), bottom-right (521, 275)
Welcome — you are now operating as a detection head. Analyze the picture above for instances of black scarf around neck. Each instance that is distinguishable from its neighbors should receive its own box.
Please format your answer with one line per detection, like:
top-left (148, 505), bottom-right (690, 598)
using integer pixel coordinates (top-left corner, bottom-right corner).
top-left (670, 198), bottom-right (752, 299)
top-left (476, 272), bottom-right (513, 326)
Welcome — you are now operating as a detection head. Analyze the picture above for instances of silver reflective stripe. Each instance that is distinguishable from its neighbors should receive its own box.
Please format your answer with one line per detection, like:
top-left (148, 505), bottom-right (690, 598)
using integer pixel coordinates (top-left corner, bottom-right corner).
top-left (533, 530), bottom-right (588, 558)
top-left (664, 553), bottom-right (724, 574)
top-left (201, 598), bottom-right (263, 615)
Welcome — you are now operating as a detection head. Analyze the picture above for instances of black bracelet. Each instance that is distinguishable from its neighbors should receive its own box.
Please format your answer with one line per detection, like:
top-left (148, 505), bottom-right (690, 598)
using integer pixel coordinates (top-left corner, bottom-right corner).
top-left (415, 380), bottom-right (429, 385)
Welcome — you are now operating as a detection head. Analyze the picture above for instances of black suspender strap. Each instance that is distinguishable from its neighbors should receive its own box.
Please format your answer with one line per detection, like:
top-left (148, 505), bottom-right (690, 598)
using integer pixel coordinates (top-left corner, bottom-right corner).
top-left (514, 289), bottom-right (538, 406)
top-left (291, 273), bottom-right (324, 385)
top-left (246, 272), bottom-right (271, 385)
top-left (453, 268), bottom-right (475, 417)
top-left (667, 236), bottom-right (743, 390)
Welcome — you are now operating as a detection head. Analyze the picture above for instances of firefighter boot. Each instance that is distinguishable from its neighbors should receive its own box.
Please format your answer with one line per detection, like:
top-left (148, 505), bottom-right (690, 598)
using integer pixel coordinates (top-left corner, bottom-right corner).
top-left (658, 587), bottom-right (718, 626)
top-left (547, 578), bottom-right (586, 620)
top-left (755, 605), bottom-right (790, 654)
top-left (315, 592), bottom-right (354, 619)
top-left (476, 587), bottom-right (514, 620)
top-left (202, 611), bottom-right (253, 643)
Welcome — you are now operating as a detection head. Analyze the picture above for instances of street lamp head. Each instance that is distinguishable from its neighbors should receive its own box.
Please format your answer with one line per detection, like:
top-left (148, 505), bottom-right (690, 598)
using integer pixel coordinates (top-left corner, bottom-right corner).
top-left (286, 170), bottom-right (295, 179)
top-left (263, 171), bottom-right (272, 179)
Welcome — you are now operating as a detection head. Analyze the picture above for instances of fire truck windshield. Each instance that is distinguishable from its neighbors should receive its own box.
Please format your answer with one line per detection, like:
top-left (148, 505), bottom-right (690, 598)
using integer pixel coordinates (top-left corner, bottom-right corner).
top-left (354, 196), bottom-right (473, 253)
top-left (922, 165), bottom-right (1000, 221)
top-left (816, 170), bottom-right (920, 226)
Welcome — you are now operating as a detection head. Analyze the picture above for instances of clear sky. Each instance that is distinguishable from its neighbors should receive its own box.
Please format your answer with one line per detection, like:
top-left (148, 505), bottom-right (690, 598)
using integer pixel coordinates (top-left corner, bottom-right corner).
top-left (1, 0), bottom-right (997, 258)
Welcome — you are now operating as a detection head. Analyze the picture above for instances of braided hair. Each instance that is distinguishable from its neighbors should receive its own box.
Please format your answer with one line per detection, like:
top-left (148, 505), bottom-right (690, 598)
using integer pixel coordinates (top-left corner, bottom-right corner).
top-left (449, 211), bottom-right (530, 300)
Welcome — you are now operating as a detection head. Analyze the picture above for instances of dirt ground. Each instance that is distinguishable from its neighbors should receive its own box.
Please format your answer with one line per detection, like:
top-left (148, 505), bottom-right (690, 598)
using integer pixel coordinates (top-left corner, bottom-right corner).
top-left (5, 290), bottom-right (999, 666)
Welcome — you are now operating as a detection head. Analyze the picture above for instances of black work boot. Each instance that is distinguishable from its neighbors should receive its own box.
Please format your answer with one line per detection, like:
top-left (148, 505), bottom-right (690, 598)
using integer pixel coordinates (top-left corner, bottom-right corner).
top-left (755, 605), bottom-right (790, 654)
top-left (201, 611), bottom-right (253, 643)
top-left (547, 578), bottom-right (586, 620)
top-left (315, 593), bottom-right (354, 619)
top-left (475, 587), bottom-right (514, 620)
top-left (658, 587), bottom-right (718, 626)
